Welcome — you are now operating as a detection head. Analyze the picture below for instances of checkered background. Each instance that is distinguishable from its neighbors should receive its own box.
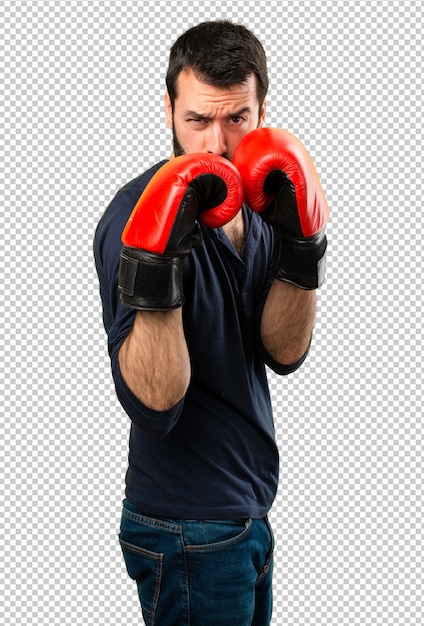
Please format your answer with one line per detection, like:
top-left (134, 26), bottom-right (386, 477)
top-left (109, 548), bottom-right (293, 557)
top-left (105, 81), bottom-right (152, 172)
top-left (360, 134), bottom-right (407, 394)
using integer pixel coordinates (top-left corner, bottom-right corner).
top-left (1, 0), bottom-right (422, 624)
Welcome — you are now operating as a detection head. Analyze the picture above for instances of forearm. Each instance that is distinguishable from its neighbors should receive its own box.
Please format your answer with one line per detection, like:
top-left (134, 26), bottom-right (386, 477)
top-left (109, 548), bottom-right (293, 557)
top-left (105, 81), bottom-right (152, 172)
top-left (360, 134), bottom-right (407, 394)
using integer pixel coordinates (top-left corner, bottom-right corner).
top-left (118, 308), bottom-right (191, 411)
top-left (261, 280), bottom-right (317, 365)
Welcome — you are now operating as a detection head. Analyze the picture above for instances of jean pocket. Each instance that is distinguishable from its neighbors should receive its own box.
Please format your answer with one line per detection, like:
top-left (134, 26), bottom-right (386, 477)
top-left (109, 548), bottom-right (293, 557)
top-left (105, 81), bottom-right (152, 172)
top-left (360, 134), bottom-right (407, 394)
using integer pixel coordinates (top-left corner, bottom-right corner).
top-left (184, 518), bottom-right (252, 553)
top-left (256, 547), bottom-right (274, 582)
top-left (119, 536), bottom-right (163, 625)
top-left (256, 517), bottom-right (274, 582)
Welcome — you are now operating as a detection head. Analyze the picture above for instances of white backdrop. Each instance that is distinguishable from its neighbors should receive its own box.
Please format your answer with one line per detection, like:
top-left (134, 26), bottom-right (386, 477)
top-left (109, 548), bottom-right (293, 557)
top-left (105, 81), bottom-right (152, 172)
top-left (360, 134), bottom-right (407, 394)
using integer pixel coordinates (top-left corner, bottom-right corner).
top-left (1, 1), bottom-right (422, 624)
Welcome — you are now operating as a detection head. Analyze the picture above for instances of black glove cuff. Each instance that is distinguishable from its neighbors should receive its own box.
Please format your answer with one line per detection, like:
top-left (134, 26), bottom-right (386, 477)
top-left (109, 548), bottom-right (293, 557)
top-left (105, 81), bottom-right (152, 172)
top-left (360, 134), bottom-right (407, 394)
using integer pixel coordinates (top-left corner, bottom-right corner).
top-left (118, 247), bottom-right (185, 311)
top-left (272, 232), bottom-right (328, 289)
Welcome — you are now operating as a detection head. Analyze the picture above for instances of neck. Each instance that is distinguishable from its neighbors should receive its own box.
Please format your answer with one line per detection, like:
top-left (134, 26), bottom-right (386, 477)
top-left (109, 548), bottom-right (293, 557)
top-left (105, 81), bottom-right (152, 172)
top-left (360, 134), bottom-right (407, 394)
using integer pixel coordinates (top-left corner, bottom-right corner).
top-left (222, 210), bottom-right (245, 257)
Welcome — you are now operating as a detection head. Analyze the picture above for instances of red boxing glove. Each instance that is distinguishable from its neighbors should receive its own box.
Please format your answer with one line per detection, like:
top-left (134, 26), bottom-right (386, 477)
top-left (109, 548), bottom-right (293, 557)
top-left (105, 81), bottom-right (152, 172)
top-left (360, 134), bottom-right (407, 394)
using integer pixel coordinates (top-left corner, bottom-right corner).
top-left (119, 153), bottom-right (243, 310)
top-left (233, 128), bottom-right (330, 289)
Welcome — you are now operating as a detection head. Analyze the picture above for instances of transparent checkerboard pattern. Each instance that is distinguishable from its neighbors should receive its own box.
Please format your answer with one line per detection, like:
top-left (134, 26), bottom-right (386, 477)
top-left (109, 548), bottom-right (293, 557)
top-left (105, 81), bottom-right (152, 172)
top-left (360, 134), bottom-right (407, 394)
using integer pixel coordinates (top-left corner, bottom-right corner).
top-left (1, 0), bottom-right (422, 624)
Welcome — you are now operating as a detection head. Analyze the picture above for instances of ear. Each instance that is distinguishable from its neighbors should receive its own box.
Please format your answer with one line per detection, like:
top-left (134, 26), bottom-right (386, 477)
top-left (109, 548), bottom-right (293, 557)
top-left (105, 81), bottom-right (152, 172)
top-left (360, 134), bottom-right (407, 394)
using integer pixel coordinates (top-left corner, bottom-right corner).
top-left (164, 91), bottom-right (173, 129)
top-left (258, 100), bottom-right (266, 128)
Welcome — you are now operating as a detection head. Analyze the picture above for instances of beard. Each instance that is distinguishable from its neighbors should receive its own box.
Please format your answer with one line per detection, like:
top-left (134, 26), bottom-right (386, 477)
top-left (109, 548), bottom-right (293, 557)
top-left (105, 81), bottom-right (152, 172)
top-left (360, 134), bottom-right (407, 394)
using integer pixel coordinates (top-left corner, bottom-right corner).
top-left (172, 125), bottom-right (186, 157)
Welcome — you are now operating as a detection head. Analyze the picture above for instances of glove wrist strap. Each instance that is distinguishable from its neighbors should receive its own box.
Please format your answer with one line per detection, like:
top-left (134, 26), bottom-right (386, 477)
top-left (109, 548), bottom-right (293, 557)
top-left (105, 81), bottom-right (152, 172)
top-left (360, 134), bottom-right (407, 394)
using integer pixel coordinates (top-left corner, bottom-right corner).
top-left (272, 232), bottom-right (327, 290)
top-left (119, 247), bottom-right (185, 311)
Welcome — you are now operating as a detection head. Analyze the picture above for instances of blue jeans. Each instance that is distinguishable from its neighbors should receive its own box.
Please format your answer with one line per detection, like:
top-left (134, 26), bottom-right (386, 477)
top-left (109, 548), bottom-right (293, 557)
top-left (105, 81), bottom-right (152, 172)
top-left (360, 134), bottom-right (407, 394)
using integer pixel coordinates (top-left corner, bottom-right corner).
top-left (119, 499), bottom-right (274, 625)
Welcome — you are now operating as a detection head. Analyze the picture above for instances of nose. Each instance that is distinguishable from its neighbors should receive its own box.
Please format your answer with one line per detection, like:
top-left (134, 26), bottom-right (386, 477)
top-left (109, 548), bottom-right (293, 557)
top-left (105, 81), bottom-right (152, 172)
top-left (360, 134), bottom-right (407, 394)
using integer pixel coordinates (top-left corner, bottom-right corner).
top-left (206, 124), bottom-right (227, 156)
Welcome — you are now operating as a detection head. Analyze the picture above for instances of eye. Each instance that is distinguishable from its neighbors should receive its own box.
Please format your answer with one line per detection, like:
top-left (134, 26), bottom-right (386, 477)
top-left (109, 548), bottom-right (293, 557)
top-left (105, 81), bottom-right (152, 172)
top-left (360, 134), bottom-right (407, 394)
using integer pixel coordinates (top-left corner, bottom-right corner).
top-left (186, 116), bottom-right (207, 124)
top-left (229, 116), bottom-right (246, 126)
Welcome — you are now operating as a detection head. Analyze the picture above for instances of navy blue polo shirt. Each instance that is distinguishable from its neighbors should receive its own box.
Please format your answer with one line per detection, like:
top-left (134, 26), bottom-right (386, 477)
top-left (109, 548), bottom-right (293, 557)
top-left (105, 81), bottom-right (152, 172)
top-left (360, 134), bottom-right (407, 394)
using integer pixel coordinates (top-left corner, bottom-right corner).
top-left (94, 160), bottom-right (307, 519)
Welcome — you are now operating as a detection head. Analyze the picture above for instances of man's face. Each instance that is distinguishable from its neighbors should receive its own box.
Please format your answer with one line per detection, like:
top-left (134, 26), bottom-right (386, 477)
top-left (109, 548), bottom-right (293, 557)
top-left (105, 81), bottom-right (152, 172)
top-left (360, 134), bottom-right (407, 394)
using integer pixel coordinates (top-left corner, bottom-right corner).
top-left (165, 69), bottom-right (266, 159)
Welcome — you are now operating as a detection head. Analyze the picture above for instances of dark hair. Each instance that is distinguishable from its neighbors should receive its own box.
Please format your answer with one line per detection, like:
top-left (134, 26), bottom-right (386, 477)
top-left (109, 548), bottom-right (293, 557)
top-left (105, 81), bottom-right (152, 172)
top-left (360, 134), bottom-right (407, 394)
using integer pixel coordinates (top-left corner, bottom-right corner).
top-left (166, 21), bottom-right (268, 112)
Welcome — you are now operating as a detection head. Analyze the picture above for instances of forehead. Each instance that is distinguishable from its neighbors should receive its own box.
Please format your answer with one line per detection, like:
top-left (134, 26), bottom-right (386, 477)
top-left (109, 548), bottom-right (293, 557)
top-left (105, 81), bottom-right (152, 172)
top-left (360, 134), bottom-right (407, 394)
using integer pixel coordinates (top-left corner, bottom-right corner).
top-left (174, 69), bottom-right (259, 112)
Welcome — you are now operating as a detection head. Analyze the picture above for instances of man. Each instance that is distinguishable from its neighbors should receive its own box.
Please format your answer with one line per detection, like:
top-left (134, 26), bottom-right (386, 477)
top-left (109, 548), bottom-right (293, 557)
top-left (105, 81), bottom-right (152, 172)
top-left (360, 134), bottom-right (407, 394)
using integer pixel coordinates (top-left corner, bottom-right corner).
top-left (94, 20), bottom-right (329, 625)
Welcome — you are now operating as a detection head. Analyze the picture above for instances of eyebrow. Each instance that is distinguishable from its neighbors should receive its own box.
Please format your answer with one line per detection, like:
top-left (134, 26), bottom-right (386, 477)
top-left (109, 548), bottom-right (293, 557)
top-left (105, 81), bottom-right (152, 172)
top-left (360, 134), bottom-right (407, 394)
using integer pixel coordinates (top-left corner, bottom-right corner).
top-left (184, 106), bottom-right (252, 120)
